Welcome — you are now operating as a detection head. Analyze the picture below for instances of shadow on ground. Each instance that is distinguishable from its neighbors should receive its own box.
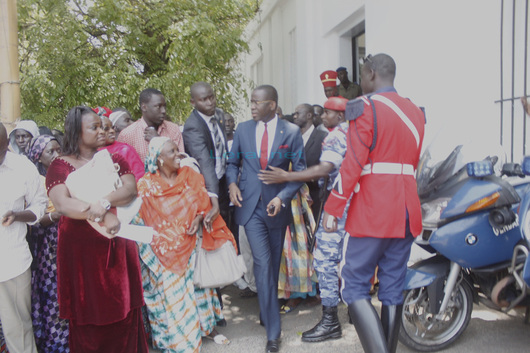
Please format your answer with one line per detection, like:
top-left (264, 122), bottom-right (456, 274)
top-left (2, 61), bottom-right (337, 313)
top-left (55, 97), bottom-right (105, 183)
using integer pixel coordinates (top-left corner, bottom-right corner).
top-left (149, 284), bottom-right (530, 353)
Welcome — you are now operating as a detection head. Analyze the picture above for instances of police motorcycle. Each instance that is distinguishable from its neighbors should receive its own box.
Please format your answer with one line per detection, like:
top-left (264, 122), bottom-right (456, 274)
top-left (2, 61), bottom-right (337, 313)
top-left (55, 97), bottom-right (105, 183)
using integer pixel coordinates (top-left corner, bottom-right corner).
top-left (398, 142), bottom-right (530, 351)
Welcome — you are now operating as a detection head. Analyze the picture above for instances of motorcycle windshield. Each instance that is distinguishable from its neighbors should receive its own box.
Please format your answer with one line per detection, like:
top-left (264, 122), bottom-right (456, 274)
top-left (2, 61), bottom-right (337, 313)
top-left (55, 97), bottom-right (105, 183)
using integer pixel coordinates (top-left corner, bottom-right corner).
top-left (417, 138), bottom-right (506, 200)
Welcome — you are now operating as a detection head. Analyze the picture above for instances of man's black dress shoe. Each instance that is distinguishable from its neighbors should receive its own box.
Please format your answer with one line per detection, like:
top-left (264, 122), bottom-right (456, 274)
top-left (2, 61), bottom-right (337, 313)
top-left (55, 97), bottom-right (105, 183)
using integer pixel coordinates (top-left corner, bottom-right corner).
top-left (266, 339), bottom-right (280, 352)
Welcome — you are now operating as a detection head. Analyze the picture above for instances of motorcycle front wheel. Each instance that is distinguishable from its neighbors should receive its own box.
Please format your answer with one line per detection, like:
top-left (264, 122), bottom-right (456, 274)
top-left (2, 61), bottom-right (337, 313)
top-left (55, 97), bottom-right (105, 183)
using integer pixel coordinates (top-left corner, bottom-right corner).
top-left (399, 280), bottom-right (473, 352)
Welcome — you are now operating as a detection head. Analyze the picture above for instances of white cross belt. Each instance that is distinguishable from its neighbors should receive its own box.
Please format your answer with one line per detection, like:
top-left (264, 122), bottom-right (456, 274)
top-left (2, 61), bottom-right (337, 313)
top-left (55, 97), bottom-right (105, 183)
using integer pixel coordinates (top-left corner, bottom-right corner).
top-left (360, 162), bottom-right (415, 177)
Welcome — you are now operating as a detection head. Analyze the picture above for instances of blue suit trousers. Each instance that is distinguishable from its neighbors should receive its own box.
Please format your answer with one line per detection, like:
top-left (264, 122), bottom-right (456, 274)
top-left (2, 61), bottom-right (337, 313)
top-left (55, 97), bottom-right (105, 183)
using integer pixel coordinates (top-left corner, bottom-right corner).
top-left (243, 202), bottom-right (286, 341)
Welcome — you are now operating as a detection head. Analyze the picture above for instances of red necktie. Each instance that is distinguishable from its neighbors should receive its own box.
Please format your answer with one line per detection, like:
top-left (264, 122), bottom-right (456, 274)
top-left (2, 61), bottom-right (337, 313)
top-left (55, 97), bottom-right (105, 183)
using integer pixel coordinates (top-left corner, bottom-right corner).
top-left (260, 123), bottom-right (268, 169)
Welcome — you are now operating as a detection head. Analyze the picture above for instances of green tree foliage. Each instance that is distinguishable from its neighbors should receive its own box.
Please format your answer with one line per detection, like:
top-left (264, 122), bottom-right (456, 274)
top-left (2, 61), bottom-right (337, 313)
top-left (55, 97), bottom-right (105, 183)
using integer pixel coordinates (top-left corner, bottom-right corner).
top-left (17, 0), bottom-right (259, 129)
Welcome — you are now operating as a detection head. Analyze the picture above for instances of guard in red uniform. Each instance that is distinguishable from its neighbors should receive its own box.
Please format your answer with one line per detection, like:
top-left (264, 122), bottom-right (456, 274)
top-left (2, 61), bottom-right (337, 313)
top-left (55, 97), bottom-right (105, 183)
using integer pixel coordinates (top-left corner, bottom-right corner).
top-left (320, 70), bottom-right (340, 99)
top-left (322, 53), bottom-right (426, 353)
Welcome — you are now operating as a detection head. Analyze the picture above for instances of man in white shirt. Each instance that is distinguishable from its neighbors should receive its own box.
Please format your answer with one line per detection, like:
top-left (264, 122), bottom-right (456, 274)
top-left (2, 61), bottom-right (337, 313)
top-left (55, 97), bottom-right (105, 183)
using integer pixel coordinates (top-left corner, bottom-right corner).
top-left (182, 82), bottom-right (230, 322)
top-left (226, 85), bottom-right (306, 353)
top-left (0, 122), bottom-right (47, 353)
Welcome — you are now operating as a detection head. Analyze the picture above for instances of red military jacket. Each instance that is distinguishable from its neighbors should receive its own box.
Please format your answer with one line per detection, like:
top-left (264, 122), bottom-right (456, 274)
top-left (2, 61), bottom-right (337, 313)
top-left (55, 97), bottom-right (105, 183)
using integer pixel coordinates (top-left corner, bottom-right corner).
top-left (324, 88), bottom-right (426, 238)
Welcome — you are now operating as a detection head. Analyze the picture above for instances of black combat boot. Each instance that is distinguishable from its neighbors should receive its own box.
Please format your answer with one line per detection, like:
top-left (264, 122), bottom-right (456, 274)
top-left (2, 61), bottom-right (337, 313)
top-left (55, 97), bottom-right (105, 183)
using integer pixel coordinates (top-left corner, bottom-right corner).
top-left (381, 304), bottom-right (403, 353)
top-left (301, 305), bottom-right (342, 342)
top-left (348, 300), bottom-right (389, 353)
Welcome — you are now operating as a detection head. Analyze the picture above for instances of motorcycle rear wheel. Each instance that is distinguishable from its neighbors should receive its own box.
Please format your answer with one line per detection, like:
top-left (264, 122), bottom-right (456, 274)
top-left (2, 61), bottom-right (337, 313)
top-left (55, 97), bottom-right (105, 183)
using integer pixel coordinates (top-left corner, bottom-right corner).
top-left (399, 280), bottom-right (473, 352)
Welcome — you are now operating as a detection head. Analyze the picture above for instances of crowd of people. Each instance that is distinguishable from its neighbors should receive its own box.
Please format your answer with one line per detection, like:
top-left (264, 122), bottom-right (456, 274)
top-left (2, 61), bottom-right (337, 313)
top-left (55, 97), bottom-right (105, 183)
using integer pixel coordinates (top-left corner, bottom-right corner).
top-left (0, 54), bottom-right (426, 353)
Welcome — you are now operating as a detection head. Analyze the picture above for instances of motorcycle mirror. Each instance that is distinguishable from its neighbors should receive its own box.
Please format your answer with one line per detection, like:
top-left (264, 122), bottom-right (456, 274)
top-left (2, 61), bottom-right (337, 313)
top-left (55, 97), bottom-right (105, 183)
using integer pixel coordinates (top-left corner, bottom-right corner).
top-left (466, 161), bottom-right (494, 177)
top-left (522, 156), bottom-right (530, 175)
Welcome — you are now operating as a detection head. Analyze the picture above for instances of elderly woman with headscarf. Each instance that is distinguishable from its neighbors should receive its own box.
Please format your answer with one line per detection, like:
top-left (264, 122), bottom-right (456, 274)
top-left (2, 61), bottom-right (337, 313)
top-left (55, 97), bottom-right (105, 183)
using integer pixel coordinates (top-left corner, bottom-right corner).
top-left (136, 136), bottom-right (234, 352)
top-left (9, 120), bottom-right (40, 155)
top-left (26, 135), bottom-right (69, 352)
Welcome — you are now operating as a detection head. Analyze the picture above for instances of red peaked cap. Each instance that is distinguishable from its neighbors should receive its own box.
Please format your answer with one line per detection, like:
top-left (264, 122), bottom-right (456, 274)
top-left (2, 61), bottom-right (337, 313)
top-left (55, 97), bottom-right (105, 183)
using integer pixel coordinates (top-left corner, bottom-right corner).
top-left (320, 70), bottom-right (338, 88)
top-left (324, 97), bottom-right (349, 112)
top-left (92, 106), bottom-right (112, 118)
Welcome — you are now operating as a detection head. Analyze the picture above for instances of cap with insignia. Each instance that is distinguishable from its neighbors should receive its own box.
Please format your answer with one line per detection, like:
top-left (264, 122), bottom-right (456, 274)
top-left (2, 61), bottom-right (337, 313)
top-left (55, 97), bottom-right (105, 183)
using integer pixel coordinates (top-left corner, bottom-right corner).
top-left (320, 70), bottom-right (338, 88)
top-left (324, 97), bottom-right (349, 112)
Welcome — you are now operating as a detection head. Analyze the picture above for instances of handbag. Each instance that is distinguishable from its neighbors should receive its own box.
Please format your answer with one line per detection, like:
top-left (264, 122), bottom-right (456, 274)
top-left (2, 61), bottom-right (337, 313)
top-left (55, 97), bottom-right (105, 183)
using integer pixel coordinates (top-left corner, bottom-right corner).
top-left (193, 231), bottom-right (247, 289)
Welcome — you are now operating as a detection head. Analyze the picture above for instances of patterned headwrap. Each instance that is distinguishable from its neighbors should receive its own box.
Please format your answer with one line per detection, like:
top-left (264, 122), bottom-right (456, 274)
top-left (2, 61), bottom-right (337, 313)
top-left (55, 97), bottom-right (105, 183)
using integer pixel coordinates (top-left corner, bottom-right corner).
top-left (145, 136), bottom-right (170, 174)
top-left (28, 135), bottom-right (58, 176)
top-left (92, 106), bottom-right (112, 118)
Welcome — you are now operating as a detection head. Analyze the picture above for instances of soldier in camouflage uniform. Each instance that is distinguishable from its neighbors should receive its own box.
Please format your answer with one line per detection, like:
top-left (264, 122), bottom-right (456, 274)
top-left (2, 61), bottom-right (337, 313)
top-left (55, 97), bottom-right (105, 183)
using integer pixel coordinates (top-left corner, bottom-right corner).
top-left (259, 96), bottom-right (349, 342)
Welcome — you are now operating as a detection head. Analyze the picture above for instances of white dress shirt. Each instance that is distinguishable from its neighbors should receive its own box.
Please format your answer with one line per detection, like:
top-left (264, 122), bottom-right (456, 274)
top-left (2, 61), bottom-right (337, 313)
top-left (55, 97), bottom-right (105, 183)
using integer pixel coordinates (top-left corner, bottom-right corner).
top-left (302, 124), bottom-right (315, 147)
top-left (0, 152), bottom-right (47, 282)
top-left (197, 110), bottom-right (226, 179)
top-left (256, 115), bottom-right (279, 163)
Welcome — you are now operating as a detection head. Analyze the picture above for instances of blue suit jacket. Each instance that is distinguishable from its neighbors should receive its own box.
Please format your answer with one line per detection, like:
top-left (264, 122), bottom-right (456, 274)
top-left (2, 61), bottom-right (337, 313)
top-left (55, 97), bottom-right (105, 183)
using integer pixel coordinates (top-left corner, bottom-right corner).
top-left (226, 118), bottom-right (306, 228)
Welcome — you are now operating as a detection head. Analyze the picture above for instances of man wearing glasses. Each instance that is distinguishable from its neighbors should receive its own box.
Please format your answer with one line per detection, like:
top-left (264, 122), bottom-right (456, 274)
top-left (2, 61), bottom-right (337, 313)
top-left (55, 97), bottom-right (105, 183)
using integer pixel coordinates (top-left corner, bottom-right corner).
top-left (226, 85), bottom-right (306, 353)
top-left (323, 53), bottom-right (426, 353)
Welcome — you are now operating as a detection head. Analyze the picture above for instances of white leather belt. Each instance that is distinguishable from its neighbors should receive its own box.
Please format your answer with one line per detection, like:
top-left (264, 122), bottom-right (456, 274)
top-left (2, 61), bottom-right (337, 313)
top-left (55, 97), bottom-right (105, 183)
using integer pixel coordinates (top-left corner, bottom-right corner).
top-left (360, 162), bottom-right (415, 176)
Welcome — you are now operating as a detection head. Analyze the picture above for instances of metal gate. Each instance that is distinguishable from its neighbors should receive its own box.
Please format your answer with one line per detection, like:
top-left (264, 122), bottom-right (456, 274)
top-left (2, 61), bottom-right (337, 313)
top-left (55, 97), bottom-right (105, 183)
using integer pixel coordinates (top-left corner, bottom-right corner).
top-left (497, 0), bottom-right (530, 162)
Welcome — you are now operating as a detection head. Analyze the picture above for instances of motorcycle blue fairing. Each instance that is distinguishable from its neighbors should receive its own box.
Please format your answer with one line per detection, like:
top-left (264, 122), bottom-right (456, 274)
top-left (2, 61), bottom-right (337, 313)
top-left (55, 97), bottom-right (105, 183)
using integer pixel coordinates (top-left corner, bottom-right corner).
top-left (404, 268), bottom-right (437, 289)
top-left (404, 255), bottom-right (451, 314)
top-left (404, 255), bottom-right (450, 290)
top-left (441, 179), bottom-right (501, 219)
top-left (429, 208), bottom-right (521, 269)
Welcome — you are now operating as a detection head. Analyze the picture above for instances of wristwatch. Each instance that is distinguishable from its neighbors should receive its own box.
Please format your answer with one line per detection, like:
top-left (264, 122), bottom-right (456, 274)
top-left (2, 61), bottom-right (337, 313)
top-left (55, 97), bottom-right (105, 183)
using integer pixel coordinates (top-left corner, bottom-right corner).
top-left (99, 199), bottom-right (111, 211)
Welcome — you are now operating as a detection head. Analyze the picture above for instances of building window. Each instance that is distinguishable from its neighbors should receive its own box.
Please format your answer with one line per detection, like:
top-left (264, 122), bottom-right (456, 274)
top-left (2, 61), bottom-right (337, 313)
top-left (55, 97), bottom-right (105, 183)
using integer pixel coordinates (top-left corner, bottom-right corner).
top-left (251, 56), bottom-right (263, 86)
top-left (352, 32), bottom-right (366, 84)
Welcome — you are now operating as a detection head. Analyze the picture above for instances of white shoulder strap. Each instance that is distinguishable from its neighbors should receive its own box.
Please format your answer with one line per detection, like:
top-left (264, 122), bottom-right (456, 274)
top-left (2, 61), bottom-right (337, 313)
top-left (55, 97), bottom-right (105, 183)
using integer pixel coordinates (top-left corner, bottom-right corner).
top-left (370, 94), bottom-right (420, 148)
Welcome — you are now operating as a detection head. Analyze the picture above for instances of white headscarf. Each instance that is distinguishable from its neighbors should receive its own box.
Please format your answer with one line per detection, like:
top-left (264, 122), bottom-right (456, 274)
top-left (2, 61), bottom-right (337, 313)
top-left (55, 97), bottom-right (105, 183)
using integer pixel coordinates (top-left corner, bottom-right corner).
top-left (145, 136), bottom-right (200, 174)
top-left (109, 111), bottom-right (129, 126)
top-left (9, 120), bottom-right (40, 154)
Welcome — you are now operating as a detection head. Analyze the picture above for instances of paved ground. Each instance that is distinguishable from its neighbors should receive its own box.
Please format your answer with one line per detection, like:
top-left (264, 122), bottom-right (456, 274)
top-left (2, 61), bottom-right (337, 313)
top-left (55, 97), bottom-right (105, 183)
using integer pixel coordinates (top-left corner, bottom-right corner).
top-left (195, 285), bottom-right (530, 353)
top-left (150, 244), bottom-right (530, 353)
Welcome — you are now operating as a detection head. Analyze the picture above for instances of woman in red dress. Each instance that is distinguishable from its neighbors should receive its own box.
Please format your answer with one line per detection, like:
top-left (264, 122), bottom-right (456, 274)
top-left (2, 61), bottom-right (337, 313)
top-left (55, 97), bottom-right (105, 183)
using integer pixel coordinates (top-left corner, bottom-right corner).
top-left (46, 106), bottom-right (148, 353)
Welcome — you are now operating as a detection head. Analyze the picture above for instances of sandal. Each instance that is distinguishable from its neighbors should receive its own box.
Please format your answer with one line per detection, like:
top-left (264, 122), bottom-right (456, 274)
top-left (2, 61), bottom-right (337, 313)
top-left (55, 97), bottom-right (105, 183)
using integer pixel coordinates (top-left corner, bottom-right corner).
top-left (280, 304), bottom-right (294, 314)
top-left (280, 298), bottom-right (303, 314)
top-left (206, 330), bottom-right (230, 345)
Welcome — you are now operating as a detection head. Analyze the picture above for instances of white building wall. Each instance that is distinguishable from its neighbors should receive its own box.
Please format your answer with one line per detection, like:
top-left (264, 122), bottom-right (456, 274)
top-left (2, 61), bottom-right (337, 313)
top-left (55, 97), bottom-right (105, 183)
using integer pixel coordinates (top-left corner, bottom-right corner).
top-left (365, 0), bottom-right (501, 153)
top-left (240, 0), bottom-right (365, 116)
top-left (238, 0), bottom-right (529, 160)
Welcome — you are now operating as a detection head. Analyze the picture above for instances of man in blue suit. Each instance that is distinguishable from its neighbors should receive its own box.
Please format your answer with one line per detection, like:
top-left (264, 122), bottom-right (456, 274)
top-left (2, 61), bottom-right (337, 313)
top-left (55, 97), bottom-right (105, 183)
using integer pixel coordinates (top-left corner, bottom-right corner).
top-left (227, 85), bottom-right (306, 353)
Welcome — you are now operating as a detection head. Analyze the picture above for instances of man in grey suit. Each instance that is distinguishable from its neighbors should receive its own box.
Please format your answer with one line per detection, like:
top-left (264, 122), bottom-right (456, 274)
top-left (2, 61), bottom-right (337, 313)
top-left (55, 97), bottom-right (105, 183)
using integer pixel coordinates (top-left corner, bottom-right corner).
top-left (182, 81), bottom-right (229, 222)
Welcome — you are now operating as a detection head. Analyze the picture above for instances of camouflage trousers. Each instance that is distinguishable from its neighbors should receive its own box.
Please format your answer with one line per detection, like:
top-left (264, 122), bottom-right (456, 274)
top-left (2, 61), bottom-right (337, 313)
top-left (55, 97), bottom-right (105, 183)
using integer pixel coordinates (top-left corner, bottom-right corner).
top-left (313, 203), bottom-right (349, 307)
